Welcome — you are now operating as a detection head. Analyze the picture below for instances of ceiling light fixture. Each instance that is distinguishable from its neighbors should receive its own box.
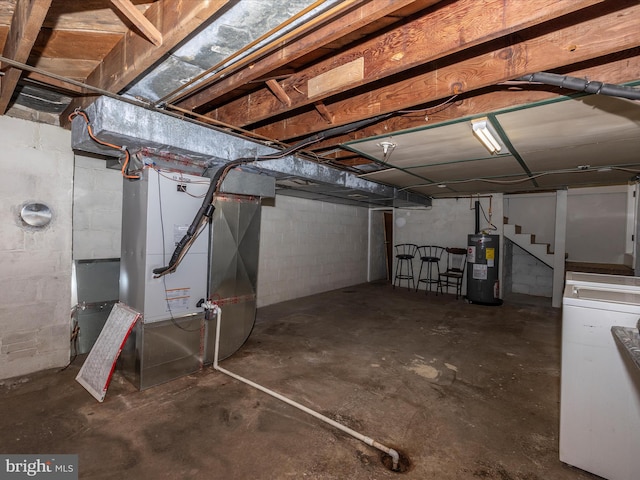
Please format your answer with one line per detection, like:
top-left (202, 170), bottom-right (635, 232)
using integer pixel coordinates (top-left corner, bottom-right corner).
top-left (471, 117), bottom-right (502, 154)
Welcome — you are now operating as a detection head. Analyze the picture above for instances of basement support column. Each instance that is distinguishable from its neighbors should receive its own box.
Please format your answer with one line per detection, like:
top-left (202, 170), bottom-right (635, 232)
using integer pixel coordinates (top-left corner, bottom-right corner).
top-left (552, 189), bottom-right (567, 308)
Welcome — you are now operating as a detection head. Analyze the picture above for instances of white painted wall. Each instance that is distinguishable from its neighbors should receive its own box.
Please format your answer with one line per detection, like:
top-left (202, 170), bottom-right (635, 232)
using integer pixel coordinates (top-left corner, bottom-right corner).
top-left (0, 116), bottom-right (73, 380)
top-left (257, 195), bottom-right (369, 307)
top-left (73, 156), bottom-right (122, 260)
top-left (566, 186), bottom-right (627, 263)
top-left (504, 192), bottom-right (556, 246)
top-left (393, 195), bottom-right (504, 296)
top-left (504, 186), bottom-right (630, 265)
top-left (368, 209), bottom-right (388, 282)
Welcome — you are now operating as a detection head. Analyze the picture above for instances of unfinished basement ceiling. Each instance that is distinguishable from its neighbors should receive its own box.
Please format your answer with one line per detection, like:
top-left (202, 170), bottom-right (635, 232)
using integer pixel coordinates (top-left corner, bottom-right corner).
top-left (349, 93), bottom-right (640, 197)
top-left (1, 0), bottom-right (640, 200)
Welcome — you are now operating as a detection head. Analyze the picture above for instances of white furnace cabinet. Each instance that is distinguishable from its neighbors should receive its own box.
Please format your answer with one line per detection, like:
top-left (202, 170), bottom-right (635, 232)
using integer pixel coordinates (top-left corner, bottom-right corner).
top-left (561, 272), bottom-right (640, 480)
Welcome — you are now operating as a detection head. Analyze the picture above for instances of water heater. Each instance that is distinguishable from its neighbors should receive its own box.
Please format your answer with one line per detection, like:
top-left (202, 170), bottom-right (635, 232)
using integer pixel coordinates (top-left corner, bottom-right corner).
top-left (467, 234), bottom-right (502, 305)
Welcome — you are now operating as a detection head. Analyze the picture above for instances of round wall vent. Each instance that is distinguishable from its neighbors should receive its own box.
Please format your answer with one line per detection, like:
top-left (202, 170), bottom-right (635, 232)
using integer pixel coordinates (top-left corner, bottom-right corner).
top-left (20, 202), bottom-right (52, 227)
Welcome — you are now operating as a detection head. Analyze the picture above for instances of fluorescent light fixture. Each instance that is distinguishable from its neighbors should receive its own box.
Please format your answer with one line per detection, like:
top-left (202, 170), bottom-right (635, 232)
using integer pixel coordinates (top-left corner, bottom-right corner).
top-left (471, 117), bottom-right (502, 154)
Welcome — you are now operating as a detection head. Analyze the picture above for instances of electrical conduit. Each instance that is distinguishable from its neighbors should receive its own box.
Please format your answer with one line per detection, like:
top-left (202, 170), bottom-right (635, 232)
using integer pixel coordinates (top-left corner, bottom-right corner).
top-left (211, 305), bottom-right (400, 471)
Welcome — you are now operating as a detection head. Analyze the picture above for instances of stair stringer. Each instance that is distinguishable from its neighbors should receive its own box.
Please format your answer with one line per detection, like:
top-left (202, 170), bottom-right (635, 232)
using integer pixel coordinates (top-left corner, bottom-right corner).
top-left (503, 223), bottom-right (555, 268)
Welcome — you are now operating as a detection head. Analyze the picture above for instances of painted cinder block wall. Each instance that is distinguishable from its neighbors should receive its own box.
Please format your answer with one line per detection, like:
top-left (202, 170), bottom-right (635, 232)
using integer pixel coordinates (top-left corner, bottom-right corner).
top-left (257, 195), bottom-right (369, 307)
top-left (72, 155), bottom-right (122, 260)
top-left (0, 116), bottom-right (73, 380)
top-left (509, 242), bottom-right (553, 297)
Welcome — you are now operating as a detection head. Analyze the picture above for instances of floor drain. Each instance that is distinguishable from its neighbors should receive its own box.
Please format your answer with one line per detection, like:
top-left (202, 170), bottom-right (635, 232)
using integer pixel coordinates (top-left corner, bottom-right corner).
top-left (381, 449), bottom-right (412, 473)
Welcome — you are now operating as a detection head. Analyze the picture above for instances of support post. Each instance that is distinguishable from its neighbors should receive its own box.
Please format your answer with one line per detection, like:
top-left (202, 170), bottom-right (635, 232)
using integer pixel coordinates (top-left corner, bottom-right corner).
top-left (552, 189), bottom-right (567, 308)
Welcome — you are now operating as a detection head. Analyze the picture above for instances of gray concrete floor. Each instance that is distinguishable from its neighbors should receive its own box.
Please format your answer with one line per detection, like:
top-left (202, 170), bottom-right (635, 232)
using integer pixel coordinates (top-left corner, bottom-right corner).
top-left (0, 283), bottom-right (601, 479)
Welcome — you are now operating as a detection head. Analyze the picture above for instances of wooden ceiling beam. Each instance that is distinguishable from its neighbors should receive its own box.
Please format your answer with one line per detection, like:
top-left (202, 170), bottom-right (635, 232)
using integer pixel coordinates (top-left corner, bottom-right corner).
top-left (43, 0), bottom-right (155, 33)
top-left (202, 0), bottom-right (605, 129)
top-left (31, 29), bottom-right (122, 60)
top-left (60, 0), bottom-right (231, 127)
top-left (265, 79), bottom-right (291, 107)
top-left (308, 49), bottom-right (640, 151)
top-left (110, 0), bottom-right (162, 47)
top-left (252, 0), bottom-right (640, 141)
top-left (0, 0), bottom-right (52, 114)
top-left (175, 0), bottom-right (436, 111)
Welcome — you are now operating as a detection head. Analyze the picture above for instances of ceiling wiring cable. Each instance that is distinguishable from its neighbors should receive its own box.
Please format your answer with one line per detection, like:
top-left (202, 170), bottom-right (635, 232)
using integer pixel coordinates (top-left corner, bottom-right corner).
top-left (398, 94), bottom-right (459, 116)
top-left (397, 165), bottom-right (638, 191)
top-left (68, 109), bottom-right (140, 179)
top-left (153, 113), bottom-right (394, 278)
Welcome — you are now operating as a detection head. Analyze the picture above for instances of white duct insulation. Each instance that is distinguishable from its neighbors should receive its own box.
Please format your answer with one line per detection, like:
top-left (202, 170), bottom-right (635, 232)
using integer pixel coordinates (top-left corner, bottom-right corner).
top-left (211, 305), bottom-right (401, 471)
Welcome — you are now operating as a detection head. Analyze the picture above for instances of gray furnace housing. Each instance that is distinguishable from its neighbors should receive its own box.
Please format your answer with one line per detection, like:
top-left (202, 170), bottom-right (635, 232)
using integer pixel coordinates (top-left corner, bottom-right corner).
top-left (118, 166), bottom-right (271, 390)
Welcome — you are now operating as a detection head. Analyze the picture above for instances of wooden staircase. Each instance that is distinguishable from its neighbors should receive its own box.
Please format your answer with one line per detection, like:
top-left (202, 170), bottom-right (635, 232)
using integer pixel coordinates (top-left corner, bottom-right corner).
top-left (503, 217), bottom-right (554, 268)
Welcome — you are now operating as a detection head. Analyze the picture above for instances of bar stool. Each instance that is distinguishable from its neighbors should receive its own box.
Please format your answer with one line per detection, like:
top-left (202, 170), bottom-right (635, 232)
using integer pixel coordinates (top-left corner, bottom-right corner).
top-left (393, 244), bottom-right (418, 290)
top-left (416, 246), bottom-right (445, 294)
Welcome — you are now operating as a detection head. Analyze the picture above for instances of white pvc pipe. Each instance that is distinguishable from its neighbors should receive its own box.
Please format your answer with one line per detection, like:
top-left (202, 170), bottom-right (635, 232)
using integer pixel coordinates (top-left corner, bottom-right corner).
top-left (211, 306), bottom-right (400, 471)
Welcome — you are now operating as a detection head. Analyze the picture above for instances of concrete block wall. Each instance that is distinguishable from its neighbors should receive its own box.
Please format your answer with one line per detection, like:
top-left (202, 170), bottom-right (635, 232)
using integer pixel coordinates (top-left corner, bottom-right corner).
top-left (73, 156), bottom-right (123, 260)
top-left (510, 243), bottom-right (553, 297)
top-left (257, 195), bottom-right (369, 307)
top-left (0, 116), bottom-right (73, 380)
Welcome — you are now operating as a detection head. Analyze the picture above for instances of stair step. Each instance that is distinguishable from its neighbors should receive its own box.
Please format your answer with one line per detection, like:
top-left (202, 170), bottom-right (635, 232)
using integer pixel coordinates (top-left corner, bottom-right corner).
top-left (503, 223), bottom-right (554, 268)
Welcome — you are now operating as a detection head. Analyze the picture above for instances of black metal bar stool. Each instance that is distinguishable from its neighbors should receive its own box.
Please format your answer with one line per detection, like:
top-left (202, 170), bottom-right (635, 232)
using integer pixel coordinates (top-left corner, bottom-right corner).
top-left (393, 243), bottom-right (418, 290)
top-left (416, 246), bottom-right (445, 294)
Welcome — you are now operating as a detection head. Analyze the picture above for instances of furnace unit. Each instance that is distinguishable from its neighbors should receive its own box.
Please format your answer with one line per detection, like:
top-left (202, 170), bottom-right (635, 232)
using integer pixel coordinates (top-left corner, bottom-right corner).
top-left (118, 165), bottom-right (270, 389)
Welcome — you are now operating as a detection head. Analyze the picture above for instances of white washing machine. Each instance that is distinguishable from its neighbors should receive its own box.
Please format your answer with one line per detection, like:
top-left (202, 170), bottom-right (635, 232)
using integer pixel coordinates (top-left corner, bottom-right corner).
top-left (561, 272), bottom-right (640, 480)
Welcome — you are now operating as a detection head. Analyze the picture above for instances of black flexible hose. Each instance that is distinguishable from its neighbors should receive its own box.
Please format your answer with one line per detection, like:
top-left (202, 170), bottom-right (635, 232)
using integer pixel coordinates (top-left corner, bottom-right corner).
top-left (152, 157), bottom-right (246, 276)
top-left (516, 72), bottom-right (640, 100)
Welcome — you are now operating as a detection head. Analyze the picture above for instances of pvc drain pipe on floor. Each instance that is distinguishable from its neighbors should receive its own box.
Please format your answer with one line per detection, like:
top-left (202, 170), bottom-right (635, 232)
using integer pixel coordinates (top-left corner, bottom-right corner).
top-left (211, 305), bottom-right (400, 471)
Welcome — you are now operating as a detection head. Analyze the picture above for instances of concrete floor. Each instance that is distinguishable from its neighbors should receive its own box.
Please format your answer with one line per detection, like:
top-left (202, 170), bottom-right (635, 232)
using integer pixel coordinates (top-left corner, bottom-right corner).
top-left (0, 283), bottom-right (601, 480)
